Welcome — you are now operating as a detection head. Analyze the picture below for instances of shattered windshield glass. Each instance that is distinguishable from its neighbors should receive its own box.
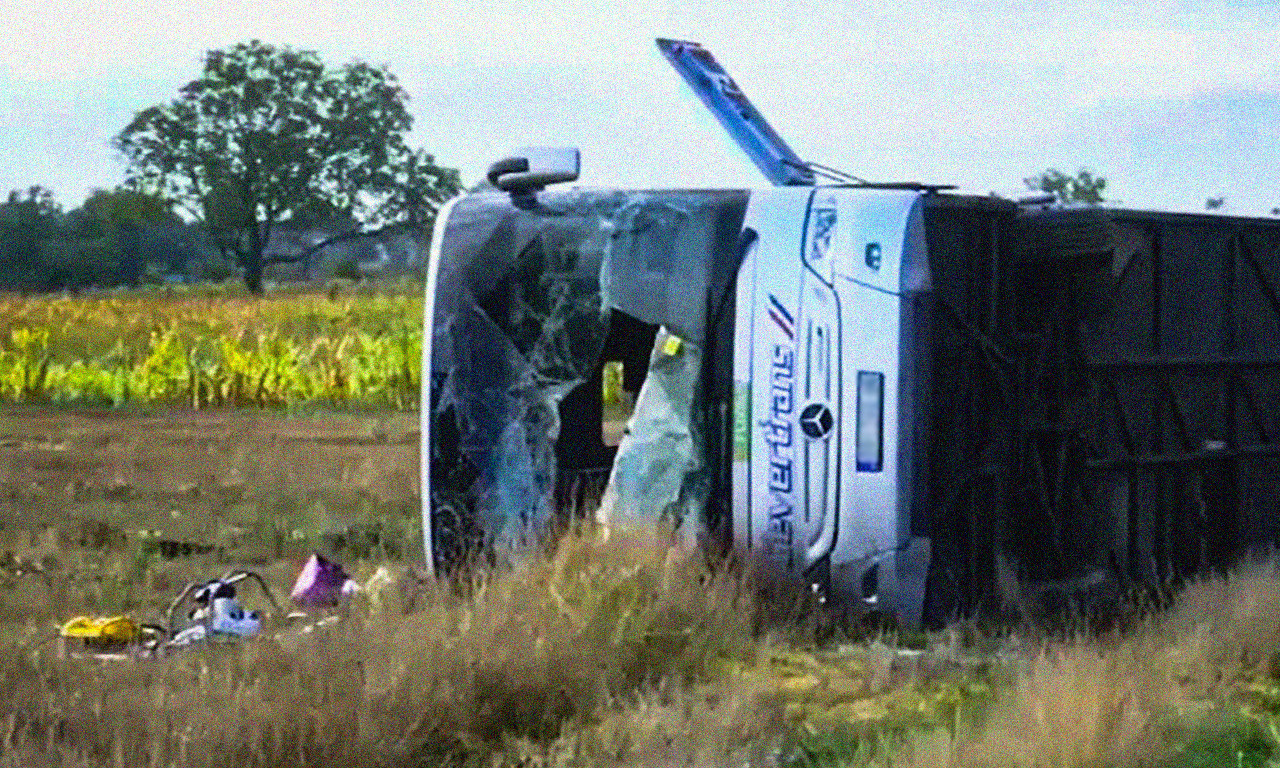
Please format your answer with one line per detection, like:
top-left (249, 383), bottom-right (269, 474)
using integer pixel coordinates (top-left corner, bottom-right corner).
top-left (426, 188), bottom-right (746, 566)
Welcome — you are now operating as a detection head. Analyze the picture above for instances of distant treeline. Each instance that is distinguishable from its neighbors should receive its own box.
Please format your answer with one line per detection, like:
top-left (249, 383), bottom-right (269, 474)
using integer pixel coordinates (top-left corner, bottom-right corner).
top-left (0, 185), bottom-right (429, 294)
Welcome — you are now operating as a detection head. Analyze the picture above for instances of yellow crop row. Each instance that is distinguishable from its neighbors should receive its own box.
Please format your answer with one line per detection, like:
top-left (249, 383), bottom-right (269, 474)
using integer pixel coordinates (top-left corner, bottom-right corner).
top-left (0, 284), bottom-right (423, 409)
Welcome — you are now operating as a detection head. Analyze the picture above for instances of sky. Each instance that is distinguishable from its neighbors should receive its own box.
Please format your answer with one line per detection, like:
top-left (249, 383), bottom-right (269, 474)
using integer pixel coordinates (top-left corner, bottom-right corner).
top-left (2, 0), bottom-right (1278, 216)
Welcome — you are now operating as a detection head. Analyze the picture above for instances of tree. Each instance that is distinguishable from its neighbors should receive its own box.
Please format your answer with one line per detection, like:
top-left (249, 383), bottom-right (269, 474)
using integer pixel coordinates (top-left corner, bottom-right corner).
top-left (271, 147), bottom-right (461, 277)
top-left (115, 40), bottom-right (460, 293)
top-left (0, 187), bottom-right (62, 288)
top-left (1024, 168), bottom-right (1107, 205)
top-left (0, 188), bottom-right (116, 291)
top-left (80, 188), bottom-right (182, 286)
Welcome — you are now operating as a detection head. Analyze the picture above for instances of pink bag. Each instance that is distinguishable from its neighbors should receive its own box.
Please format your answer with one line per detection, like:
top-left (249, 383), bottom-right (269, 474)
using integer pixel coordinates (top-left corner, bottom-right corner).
top-left (290, 553), bottom-right (360, 606)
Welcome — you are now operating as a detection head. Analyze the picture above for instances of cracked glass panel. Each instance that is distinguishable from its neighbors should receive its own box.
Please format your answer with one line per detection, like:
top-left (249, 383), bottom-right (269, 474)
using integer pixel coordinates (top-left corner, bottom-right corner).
top-left (426, 189), bottom-right (746, 567)
top-left (597, 328), bottom-right (706, 543)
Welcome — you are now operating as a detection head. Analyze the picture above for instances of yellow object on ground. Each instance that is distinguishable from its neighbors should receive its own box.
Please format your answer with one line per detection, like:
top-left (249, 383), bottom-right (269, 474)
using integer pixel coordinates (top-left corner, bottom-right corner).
top-left (59, 616), bottom-right (142, 643)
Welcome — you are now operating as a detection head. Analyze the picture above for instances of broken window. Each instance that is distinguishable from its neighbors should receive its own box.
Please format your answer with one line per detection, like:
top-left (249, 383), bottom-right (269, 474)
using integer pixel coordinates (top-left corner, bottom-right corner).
top-left (425, 189), bottom-right (746, 568)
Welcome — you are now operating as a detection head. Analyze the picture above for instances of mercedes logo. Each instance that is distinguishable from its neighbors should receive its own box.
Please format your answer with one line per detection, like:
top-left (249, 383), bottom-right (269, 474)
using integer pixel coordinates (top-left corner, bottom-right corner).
top-left (799, 402), bottom-right (835, 440)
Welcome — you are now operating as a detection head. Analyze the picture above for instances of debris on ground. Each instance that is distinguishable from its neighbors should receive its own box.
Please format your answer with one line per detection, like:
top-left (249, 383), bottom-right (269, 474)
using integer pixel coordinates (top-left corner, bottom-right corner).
top-left (164, 569), bottom-right (281, 649)
top-left (290, 552), bottom-right (360, 606)
top-left (57, 615), bottom-right (164, 659)
top-left (50, 556), bottom-right (400, 660)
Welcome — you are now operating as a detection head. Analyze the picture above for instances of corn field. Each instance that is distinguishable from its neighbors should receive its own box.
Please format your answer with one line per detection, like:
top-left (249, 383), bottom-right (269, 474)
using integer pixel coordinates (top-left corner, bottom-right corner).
top-left (0, 282), bottom-right (423, 409)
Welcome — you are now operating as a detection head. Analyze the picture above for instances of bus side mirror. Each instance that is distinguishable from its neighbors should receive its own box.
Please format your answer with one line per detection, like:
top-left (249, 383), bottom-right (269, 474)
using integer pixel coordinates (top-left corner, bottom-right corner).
top-left (487, 147), bottom-right (580, 209)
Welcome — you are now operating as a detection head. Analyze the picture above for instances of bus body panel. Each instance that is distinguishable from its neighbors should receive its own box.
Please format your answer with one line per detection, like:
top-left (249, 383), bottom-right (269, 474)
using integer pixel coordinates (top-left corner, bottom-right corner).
top-left (421, 194), bottom-right (463, 575)
top-left (733, 187), bottom-right (813, 566)
top-left (734, 187), bottom-right (929, 619)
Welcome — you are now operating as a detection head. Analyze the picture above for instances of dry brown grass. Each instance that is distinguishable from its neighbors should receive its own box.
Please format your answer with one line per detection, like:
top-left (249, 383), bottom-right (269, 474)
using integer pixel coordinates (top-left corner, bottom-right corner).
top-left (0, 527), bottom-right (779, 768)
top-left (5, 407), bottom-right (1280, 767)
top-left (883, 558), bottom-right (1280, 768)
top-left (5, 528), bottom-right (1280, 767)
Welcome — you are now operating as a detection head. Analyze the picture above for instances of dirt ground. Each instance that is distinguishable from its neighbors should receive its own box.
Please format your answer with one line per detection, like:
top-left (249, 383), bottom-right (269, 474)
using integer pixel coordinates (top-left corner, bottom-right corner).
top-left (0, 405), bottom-right (422, 565)
top-left (0, 405), bottom-right (419, 498)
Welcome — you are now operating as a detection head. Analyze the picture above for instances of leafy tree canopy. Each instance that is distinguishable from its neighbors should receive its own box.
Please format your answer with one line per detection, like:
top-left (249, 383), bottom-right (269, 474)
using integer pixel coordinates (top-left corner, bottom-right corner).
top-left (0, 187), bottom-right (62, 281)
top-left (1, 186), bottom-right (61, 236)
top-left (115, 40), bottom-right (460, 292)
top-left (0, 186), bottom-right (197, 291)
top-left (1024, 168), bottom-right (1107, 205)
top-left (81, 187), bottom-right (179, 232)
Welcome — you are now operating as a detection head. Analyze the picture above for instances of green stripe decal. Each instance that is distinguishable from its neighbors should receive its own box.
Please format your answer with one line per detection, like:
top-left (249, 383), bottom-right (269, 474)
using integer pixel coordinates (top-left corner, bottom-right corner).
top-left (733, 382), bottom-right (751, 462)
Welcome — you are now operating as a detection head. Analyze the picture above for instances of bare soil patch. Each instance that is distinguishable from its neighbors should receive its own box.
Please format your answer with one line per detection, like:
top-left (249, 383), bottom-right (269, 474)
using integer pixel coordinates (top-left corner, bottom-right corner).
top-left (0, 405), bottom-right (421, 567)
top-left (0, 405), bottom-right (419, 499)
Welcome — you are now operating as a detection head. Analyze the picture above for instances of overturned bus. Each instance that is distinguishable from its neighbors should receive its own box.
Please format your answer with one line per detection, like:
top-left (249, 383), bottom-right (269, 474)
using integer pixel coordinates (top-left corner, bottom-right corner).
top-left (421, 42), bottom-right (1280, 626)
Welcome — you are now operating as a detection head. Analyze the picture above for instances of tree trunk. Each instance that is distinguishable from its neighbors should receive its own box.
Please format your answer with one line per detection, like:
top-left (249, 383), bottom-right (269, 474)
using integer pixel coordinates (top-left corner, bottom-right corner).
top-left (117, 223), bottom-right (142, 288)
top-left (244, 256), bottom-right (265, 295)
top-left (242, 222), bottom-right (266, 294)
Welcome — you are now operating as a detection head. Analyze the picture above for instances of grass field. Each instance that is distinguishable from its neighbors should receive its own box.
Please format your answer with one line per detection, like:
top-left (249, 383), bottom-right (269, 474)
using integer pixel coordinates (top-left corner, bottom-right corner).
top-left (3, 404), bottom-right (1280, 766)
top-left (3, 285), bottom-right (1280, 766)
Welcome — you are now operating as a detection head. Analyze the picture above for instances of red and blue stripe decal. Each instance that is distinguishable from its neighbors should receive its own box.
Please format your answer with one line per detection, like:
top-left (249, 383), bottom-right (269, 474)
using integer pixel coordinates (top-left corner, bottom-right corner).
top-left (768, 293), bottom-right (794, 339)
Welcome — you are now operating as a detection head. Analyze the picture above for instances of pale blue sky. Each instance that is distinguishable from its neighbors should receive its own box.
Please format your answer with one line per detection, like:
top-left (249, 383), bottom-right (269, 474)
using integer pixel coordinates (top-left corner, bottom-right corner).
top-left (2, 0), bottom-right (1278, 215)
